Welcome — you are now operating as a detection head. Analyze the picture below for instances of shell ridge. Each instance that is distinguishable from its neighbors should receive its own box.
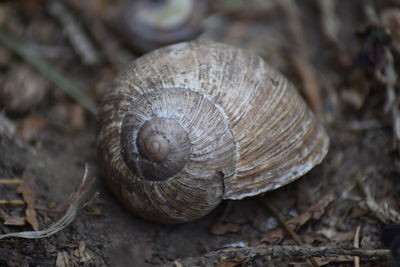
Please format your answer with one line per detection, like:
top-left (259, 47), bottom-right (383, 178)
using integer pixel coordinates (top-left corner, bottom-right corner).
top-left (98, 41), bottom-right (329, 223)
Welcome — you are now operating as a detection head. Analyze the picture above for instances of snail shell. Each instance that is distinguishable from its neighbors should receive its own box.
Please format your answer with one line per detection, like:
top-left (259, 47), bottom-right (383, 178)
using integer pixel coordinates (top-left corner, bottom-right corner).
top-left (97, 41), bottom-right (329, 223)
top-left (112, 0), bottom-right (207, 52)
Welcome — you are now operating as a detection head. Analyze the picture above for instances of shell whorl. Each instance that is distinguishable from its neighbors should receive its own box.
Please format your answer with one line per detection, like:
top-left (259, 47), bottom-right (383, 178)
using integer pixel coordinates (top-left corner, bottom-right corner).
top-left (122, 116), bottom-right (191, 181)
top-left (97, 41), bottom-right (329, 223)
top-left (99, 86), bottom-right (237, 223)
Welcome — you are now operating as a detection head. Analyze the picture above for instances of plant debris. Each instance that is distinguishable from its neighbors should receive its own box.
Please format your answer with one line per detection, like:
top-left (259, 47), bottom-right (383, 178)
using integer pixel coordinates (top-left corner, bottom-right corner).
top-left (0, 165), bottom-right (94, 240)
top-left (260, 194), bottom-right (335, 244)
top-left (16, 171), bottom-right (39, 230)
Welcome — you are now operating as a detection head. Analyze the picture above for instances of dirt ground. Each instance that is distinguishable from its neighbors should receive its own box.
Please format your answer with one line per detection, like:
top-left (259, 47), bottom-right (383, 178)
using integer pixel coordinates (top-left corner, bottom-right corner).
top-left (0, 0), bottom-right (400, 266)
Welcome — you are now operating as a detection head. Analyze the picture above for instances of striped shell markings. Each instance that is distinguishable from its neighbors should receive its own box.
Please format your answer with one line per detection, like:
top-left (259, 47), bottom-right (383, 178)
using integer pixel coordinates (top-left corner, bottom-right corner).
top-left (97, 41), bottom-right (329, 223)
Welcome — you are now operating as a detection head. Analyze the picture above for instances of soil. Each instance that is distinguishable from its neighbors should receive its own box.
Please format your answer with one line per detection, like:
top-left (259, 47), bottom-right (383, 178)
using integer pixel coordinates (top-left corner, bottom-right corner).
top-left (0, 0), bottom-right (399, 266)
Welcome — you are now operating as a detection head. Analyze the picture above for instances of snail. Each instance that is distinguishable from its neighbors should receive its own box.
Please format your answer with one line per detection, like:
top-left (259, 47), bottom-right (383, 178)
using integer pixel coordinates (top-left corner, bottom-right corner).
top-left (111, 0), bottom-right (207, 52)
top-left (97, 41), bottom-right (329, 224)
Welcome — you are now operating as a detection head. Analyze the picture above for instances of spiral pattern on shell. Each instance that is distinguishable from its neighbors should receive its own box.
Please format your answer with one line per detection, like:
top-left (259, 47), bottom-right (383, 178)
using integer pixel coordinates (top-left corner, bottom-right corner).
top-left (97, 41), bottom-right (329, 223)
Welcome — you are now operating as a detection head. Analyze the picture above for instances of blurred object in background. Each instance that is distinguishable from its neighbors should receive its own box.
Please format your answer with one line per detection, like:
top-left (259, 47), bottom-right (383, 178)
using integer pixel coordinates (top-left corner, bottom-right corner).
top-left (210, 0), bottom-right (279, 20)
top-left (381, 8), bottom-right (400, 54)
top-left (110, 0), bottom-right (208, 52)
top-left (200, 0), bottom-right (287, 74)
top-left (0, 64), bottom-right (48, 115)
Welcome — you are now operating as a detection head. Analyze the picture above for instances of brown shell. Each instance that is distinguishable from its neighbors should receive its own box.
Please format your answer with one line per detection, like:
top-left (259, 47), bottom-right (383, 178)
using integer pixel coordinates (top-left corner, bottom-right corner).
top-left (97, 41), bottom-right (329, 223)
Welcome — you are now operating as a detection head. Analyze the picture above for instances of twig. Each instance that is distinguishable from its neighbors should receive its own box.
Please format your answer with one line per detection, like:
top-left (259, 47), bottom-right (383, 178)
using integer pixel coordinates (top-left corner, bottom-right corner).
top-left (0, 29), bottom-right (98, 114)
top-left (264, 203), bottom-right (320, 267)
top-left (263, 203), bottom-right (304, 245)
top-left (354, 225), bottom-right (361, 267)
top-left (48, 0), bottom-right (101, 66)
top-left (163, 245), bottom-right (389, 267)
top-left (279, 0), bottom-right (322, 116)
top-left (0, 200), bottom-right (25, 205)
top-left (0, 179), bottom-right (22, 185)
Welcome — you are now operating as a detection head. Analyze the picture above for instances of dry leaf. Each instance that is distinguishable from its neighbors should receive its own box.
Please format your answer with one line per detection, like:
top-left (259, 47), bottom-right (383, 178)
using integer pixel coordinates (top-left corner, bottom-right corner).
top-left (17, 171), bottom-right (39, 230)
top-left (210, 222), bottom-right (240, 235)
top-left (216, 257), bottom-right (248, 267)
